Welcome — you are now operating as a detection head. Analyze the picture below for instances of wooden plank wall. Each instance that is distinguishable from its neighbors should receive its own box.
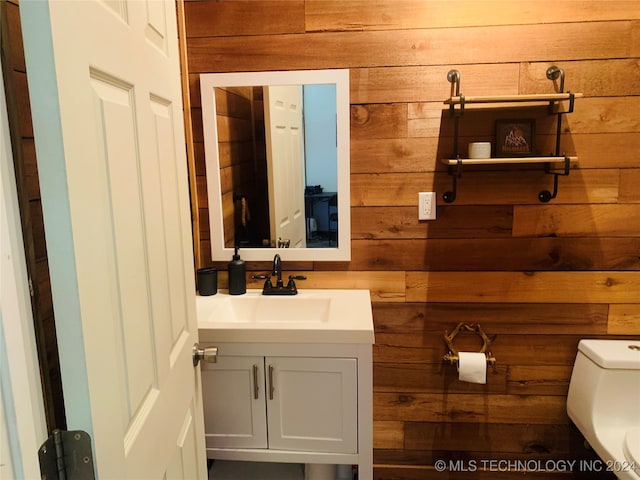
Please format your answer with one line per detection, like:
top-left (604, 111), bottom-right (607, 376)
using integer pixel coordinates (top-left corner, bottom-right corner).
top-left (183, 1), bottom-right (640, 478)
top-left (215, 86), bottom-right (256, 247)
top-left (214, 86), bottom-right (271, 248)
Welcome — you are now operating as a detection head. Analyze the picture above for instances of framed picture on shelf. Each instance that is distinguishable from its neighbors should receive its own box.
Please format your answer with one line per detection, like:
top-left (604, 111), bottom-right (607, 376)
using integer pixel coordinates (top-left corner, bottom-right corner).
top-left (495, 119), bottom-right (535, 157)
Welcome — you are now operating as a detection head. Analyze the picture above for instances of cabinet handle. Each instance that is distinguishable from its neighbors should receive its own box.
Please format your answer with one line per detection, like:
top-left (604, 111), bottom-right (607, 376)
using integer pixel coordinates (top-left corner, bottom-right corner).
top-left (268, 365), bottom-right (274, 400)
top-left (252, 364), bottom-right (259, 399)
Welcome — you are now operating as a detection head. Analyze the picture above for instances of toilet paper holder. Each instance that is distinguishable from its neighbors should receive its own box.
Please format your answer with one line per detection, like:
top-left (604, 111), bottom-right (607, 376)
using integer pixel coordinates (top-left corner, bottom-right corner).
top-left (443, 322), bottom-right (496, 366)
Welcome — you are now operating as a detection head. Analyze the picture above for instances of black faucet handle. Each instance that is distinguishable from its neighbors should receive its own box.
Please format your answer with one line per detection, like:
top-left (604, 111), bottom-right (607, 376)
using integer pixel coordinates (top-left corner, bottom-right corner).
top-left (286, 275), bottom-right (306, 292)
top-left (251, 274), bottom-right (272, 290)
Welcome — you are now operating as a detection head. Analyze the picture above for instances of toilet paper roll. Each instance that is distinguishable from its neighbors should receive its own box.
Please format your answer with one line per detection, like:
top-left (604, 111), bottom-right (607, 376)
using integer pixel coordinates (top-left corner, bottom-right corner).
top-left (458, 351), bottom-right (487, 384)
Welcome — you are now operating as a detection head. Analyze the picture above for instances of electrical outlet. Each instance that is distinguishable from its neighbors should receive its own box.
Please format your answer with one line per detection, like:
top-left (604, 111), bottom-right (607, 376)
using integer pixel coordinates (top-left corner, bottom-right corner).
top-left (418, 192), bottom-right (436, 220)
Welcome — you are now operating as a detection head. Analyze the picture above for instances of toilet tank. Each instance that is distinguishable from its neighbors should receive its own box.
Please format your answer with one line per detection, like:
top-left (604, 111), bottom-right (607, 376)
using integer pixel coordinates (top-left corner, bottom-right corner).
top-left (578, 340), bottom-right (640, 370)
top-left (567, 340), bottom-right (640, 433)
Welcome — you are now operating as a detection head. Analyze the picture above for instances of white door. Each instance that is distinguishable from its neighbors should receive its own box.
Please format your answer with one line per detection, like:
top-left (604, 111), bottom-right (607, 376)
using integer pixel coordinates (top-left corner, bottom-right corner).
top-left (264, 85), bottom-right (307, 248)
top-left (202, 356), bottom-right (267, 449)
top-left (266, 357), bottom-right (358, 453)
top-left (20, 1), bottom-right (207, 478)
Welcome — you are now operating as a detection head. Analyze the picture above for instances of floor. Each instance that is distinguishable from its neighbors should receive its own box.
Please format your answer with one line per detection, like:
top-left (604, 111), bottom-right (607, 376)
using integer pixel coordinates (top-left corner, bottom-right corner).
top-left (306, 231), bottom-right (337, 248)
top-left (208, 461), bottom-right (304, 480)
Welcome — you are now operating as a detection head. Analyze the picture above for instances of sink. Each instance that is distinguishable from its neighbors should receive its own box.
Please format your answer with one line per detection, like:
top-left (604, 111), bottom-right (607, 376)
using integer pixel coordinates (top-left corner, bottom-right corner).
top-left (209, 295), bottom-right (331, 323)
top-left (197, 289), bottom-right (374, 344)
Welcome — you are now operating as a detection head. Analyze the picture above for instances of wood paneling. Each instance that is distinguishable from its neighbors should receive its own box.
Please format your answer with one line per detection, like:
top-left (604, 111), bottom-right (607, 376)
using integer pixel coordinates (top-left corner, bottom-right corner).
top-left (507, 365), bottom-right (573, 396)
top-left (349, 238), bottom-right (640, 271)
top-left (373, 421), bottom-right (403, 449)
top-left (350, 64), bottom-right (520, 105)
top-left (372, 303), bottom-right (608, 335)
top-left (375, 363), bottom-right (509, 394)
top-left (181, 2), bottom-right (640, 476)
top-left (620, 169), bottom-right (640, 203)
top-left (520, 59), bottom-right (640, 97)
top-left (351, 170), bottom-right (620, 206)
top-left (403, 422), bottom-right (572, 453)
top-left (513, 205), bottom-right (640, 237)
top-left (374, 334), bottom-right (588, 366)
top-left (187, 22), bottom-right (635, 72)
top-left (374, 392), bottom-right (567, 424)
top-left (305, 1), bottom-right (640, 32)
top-left (352, 206), bottom-right (514, 239)
top-left (406, 272), bottom-right (640, 303)
top-left (608, 304), bottom-right (640, 334)
top-left (184, 1), bottom-right (305, 38)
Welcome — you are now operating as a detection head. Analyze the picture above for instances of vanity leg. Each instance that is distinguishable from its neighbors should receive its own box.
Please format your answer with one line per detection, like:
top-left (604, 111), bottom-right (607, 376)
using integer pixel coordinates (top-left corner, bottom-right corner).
top-left (358, 344), bottom-right (373, 479)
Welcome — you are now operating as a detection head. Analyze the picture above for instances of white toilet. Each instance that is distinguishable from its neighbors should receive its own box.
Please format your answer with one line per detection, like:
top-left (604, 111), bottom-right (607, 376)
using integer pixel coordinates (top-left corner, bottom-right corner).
top-left (567, 339), bottom-right (640, 479)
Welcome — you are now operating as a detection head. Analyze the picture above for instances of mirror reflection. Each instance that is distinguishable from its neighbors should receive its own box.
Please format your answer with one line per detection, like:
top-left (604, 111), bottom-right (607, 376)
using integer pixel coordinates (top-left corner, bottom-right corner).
top-left (220, 84), bottom-right (338, 249)
top-left (200, 70), bottom-right (350, 262)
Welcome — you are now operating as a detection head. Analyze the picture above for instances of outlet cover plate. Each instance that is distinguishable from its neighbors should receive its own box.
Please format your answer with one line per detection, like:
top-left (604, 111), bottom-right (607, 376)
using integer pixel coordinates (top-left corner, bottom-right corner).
top-left (418, 192), bottom-right (436, 220)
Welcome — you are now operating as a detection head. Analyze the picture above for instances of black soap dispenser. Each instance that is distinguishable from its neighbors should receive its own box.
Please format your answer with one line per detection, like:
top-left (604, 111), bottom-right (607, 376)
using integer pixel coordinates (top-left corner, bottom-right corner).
top-left (228, 247), bottom-right (246, 295)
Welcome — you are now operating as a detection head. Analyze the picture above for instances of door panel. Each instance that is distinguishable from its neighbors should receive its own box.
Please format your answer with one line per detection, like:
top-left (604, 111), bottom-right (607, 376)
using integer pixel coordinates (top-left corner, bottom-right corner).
top-left (20, 1), bottom-right (206, 477)
top-left (202, 356), bottom-right (268, 449)
top-left (165, 408), bottom-right (201, 479)
top-left (89, 70), bottom-right (159, 431)
top-left (264, 85), bottom-right (306, 248)
top-left (266, 357), bottom-right (358, 453)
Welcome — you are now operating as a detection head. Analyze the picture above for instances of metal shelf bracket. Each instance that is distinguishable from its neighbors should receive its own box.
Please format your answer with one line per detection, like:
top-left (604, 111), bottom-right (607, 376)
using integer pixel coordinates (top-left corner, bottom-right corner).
top-left (442, 67), bottom-right (577, 203)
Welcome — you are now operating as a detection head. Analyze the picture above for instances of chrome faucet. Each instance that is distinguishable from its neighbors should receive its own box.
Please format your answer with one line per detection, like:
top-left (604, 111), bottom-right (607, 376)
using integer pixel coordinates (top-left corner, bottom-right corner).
top-left (252, 254), bottom-right (306, 295)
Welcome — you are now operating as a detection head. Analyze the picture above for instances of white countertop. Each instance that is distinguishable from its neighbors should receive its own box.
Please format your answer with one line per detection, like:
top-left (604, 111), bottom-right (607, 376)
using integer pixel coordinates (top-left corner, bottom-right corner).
top-left (197, 289), bottom-right (374, 344)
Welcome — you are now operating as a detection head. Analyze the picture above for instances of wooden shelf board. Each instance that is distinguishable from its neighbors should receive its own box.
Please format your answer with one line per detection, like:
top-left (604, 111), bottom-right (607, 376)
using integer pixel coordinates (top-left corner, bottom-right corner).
top-left (444, 93), bottom-right (583, 105)
top-left (440, 156), bottom-right (578, 166)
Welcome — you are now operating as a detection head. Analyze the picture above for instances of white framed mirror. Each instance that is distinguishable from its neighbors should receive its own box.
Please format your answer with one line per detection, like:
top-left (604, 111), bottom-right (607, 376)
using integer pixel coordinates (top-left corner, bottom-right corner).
top-left (200, 69), bottom-right (350, 261)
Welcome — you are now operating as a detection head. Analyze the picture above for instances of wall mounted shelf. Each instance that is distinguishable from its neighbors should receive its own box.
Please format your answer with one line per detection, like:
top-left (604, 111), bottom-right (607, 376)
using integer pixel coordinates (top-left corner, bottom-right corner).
top-left (444, 92), bottom-right (581, 107)
top-left (440, 156), bottom-right (578, 166)
top-left (442, 66), bottom-right (582, 203)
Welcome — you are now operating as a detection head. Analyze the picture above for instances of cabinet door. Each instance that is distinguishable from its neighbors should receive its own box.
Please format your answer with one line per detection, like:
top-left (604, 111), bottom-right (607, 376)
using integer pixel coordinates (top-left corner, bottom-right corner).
top-left (201, 356), bottom-right (267, 449)
top-left (266, 357), bottom-right (358, 453)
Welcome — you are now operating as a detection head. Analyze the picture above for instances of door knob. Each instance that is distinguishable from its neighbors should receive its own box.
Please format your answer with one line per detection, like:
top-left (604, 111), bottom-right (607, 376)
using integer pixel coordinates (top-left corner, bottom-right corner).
top-left (193, 344), bottom-right (218, 366)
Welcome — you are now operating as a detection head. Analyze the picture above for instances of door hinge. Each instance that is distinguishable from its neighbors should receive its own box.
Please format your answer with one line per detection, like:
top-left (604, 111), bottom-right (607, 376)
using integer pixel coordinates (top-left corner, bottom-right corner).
top-left (39, 429), bottom-right (95, 480)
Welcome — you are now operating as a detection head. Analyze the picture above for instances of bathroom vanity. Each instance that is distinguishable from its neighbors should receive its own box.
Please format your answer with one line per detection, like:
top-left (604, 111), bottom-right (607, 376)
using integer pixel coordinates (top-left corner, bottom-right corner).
top-left (197, 289), bottom-right (374, 479)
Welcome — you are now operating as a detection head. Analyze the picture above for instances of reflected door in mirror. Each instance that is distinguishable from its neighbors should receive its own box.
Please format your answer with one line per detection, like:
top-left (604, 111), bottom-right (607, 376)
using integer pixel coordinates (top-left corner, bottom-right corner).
top-left (264, 85), bottom-right (306, 249)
